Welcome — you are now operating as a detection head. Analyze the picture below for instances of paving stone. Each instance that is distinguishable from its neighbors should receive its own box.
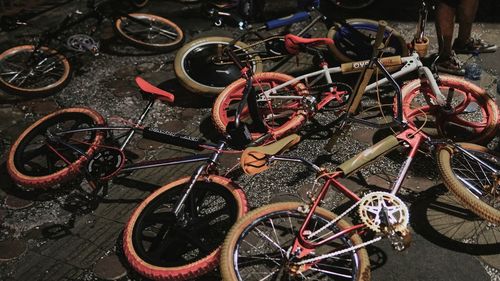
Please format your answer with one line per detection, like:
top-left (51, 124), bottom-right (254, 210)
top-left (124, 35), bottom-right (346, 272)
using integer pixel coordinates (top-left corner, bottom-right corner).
top-left (180, 108), bottom-right (200, 119)
top-left (136, 62), bottom-right (157, 74)
top-left (0, 208), bottom-right (5, 224)
top-left (0, 240), bottom-right (27, 261)
top-left (93, 254), bottom-right (127, 280)
top-left (114, 66), bottom-right (138, 78)
top-left (135, 138), bottom-right (163, 150)
top-left (108, 79), bottom-right (138, 98)
top-left (269, 192), bottom-right (303, 203)
top-left (219, 153), bottom-right (240, 169)
top-left (351, 126), bottom-right (377, 144)
top-left (29, 100), bottom-right (60, 115)
top-left (0, 107), bottom-right (24, 131)
top-left (4, 195), bottom-right (34, 210)
top-left (158, 120), bottom-right (186, 132)
top-left (140, 71), bottom-right (169, 85)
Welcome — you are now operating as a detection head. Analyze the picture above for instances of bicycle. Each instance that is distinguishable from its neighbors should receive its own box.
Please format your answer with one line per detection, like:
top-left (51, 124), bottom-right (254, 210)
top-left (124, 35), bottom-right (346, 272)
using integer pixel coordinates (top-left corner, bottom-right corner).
top-left (217, 40), bottom-right (499, 281)
top-left (219, 126), bottom-right (499, 280)
top-left (6, 75), bottom-right (305, 280)
top-left (174, 0), bottom-right (407, 95)
top-left (0, 0), bottom-right (184, 97)
top-left (211, 24), bottom-right (499, 146)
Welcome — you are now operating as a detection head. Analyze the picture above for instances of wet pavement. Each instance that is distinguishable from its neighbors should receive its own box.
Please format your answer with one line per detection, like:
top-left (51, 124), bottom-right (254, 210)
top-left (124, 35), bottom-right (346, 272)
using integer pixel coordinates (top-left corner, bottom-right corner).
top-left (0, 0), bottom-right (499, 280)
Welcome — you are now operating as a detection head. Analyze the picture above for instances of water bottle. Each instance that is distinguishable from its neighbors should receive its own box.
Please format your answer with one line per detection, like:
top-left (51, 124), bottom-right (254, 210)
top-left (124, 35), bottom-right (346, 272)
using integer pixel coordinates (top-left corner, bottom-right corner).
top-left (464, 51), bottom-right (482, 83)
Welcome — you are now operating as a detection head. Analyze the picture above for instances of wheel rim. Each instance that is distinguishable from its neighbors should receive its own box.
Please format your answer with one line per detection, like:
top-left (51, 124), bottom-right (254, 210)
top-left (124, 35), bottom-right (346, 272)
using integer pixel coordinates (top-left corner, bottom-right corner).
top-left (450, 148), bottom-right (499, 212)
top-left (233, 210), bottom-right (360, 280)
top-left (13, 112), bottom-right (98, 177)
top-left (402, 83), bottom-right (495, 142)
top-left (182, 41), bottom-right (257, 89)
top-left (117, 14), bottom-right (182, 47)
top-left (334, 22), bottom-right (404, 61)
top-left (132, 182), bottom-right (239, 267)
top-left (0, 46), bottom-right (68, 92)
top-left (217, 75), bottom-right (305, 139)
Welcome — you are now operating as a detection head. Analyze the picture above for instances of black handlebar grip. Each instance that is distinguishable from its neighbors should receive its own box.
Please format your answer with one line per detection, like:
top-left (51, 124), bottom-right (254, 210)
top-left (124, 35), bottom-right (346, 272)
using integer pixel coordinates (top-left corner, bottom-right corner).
top-left (143, 127), bottom-right (204, 150)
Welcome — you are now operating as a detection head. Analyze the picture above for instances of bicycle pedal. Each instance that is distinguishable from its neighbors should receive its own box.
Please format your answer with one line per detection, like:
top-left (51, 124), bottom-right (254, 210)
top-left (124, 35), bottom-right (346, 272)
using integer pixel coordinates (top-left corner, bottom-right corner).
top-left (390, 228), bottom-right (412, 252)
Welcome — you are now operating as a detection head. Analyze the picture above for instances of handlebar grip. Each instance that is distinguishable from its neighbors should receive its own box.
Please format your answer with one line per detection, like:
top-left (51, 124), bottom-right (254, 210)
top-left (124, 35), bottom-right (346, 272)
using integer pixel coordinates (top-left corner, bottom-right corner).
top-left (373, 20), bottom-right (387, 52)
top-left (265, 12), bottom-right (310, 30)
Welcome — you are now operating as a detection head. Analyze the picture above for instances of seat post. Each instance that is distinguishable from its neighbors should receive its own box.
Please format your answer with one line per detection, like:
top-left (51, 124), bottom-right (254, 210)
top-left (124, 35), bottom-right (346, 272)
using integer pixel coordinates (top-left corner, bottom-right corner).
top-left (119, 97), bottom-right (156, 150)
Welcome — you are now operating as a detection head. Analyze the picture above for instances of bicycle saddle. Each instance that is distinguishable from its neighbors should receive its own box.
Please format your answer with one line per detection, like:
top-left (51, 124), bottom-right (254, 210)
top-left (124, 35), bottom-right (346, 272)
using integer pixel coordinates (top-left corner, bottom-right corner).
top-left (240, 134), bottom-right (301, 175)
top-left (135, 76), bottom-right (175, 103)
top-left (284, 34), bottom-right (334, 55)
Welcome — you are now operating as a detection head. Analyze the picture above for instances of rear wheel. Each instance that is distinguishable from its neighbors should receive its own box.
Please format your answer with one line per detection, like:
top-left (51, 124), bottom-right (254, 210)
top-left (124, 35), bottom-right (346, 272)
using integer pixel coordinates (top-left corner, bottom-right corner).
top-left (212, 72), bottom-right (308, 141)
top-left (114, 13), bottom-right (184, 52)
top-left (220, 202), bottom-right (371, 280)
top-left (7, 108), bottom-right (105, 188)
top-left (327, 18), bottom-right (407, 63)
top-left (123, 176), bottom-right (248, 280)
top-left (174, 36), bottom-right (262, 96)
top-left (437, 143), bottom-right (500, 224)
top-left (0, 45), bottom-right (71, 96)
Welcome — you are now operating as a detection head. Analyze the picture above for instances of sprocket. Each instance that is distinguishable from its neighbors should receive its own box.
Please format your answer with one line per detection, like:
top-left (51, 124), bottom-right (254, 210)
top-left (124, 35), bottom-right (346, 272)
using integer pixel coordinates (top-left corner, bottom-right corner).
top-left (358, 191), bottom-right (409, 233)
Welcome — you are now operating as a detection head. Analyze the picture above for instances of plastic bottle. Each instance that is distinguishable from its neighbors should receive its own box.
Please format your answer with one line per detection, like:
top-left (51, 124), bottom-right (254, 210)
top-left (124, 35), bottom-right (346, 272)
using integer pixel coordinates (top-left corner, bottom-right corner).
top-left (464, 51), bottom-right (482, 83)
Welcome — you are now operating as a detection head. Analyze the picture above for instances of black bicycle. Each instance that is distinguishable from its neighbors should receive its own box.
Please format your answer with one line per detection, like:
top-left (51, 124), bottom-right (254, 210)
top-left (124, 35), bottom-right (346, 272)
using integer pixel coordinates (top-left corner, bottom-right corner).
top-left (0, 0), bottom-right (184, 97)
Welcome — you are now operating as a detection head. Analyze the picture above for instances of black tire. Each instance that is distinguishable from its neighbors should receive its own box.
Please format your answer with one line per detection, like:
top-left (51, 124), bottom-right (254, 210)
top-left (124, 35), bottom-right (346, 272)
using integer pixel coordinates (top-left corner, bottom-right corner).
top-left (174, 36), bottom-right (263, 96)
top-left (0, 45), bottom-right (71, 97)
top-left (327, 18), bottom-right (408, 63)
top-left (220, 202), bottom-right (371, 281)
top-left (114, 13), bottom-right (184, 52)
top-left (437, 143), bottom-right (500, 224)
top-left (123, 176), bottom-right (248, 280)
top-left (7, 108), bottom-right (105, 188)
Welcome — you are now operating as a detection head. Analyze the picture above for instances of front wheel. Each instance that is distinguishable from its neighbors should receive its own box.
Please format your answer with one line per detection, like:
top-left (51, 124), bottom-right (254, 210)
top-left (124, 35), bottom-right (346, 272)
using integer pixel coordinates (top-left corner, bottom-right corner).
top-left (437, 143), bottom-right (500, 224)
top-left (212, 72), bottom-right (309, 141)
top-left (7, 108), bottom-right (105, 188)
top-left (123, 175), bottom-right (248, 281)
top-left (400, 75), bottom-right (499, 144)
top-left (174, 36), bottom-right (263, 96)
top-left (114, 13), bottom-right (184, 52)
top-left (327, 18), bottom-right (408, 63)
top-left (220, 202), bottom-right (371, 281)
top-left (0, 45), bottom-right (71, 96)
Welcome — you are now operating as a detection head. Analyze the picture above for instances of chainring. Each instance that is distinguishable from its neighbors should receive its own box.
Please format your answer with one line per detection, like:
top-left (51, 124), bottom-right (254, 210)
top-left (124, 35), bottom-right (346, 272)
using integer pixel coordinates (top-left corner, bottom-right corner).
top-left (358, 191), bottom-right (409, 233)
top-left (86, 148), bottom-right (125, 180)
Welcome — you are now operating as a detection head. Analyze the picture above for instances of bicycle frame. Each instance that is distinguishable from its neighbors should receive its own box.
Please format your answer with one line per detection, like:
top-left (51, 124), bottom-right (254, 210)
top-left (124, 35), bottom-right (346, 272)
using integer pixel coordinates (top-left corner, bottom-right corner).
top-left (257, 52), bottom-right (446, 112)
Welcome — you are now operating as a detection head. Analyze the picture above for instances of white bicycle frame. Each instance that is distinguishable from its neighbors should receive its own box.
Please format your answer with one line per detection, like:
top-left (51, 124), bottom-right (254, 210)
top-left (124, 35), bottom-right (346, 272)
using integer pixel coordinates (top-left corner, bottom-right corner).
top-left (257, 52), bottom-right (447, 107)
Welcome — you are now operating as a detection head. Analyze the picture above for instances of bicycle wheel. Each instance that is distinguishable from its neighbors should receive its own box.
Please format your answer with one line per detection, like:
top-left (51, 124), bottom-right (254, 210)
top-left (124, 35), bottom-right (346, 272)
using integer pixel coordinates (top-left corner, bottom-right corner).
top-left (220, 202), bottom-right (371, 281)
top-left (123, 175), bottom-right (248, 281)
top-left (212, 72), bottom-right (309, 141)
top-left (174, 36), bottom-right (263, 96)
top-left (328, 0), bottom-right (375, 9)
top-left (327, 18), bottom-right (408, 63)
top-left (114, 13), bottom-right (184, 52)
top-left (437, 143), bottom-right (499, 224)
top-left (7, 108), bottom-right (105, 188)
top-left (400, 75), bottom-right (499, 144)
top-left (0, 45), bottom-right (71, 96)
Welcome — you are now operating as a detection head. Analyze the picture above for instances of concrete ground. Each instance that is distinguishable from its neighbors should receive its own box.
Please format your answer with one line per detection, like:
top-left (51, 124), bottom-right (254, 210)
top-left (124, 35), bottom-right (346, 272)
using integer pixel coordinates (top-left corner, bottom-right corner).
top-left (0, 0), bottom-right (499, 280)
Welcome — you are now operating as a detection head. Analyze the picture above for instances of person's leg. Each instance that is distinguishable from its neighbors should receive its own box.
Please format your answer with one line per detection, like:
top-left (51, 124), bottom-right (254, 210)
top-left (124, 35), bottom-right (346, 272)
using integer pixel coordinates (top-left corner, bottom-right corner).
top-left (455, 0), bottom-right (479, 45)
top-left (453, 0), bottom-right (497, 53)
top-left (435, 0), bottom-right (456, 57)
top-left (435, 0), bottom-right (464, 75)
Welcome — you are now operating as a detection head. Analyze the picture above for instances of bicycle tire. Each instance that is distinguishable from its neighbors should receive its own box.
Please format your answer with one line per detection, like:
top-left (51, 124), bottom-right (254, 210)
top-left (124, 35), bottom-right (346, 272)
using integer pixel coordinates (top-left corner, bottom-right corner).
top-left (327, 18), bottom-right (408, 63)
top-left (0, 45), bottom-right (71, 96)
top-left (123, 175), bottom-right (248, 280)
top-left (437, 143), bottom-right (500, 224)
top-left (212, 72), bottom-right (308, 141)
top-left (114, 13), bottom-right (184, 52)
top-left (7, 108), bottom-right (105, 188)
top-left (400, 75), bottom-right (499, 144)
top-left (328, 0), bottom-right (375, 9)
top-left (173, 36), bottom-right (263, 96)
top-left (220, 202), bottom-right (371, 281)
